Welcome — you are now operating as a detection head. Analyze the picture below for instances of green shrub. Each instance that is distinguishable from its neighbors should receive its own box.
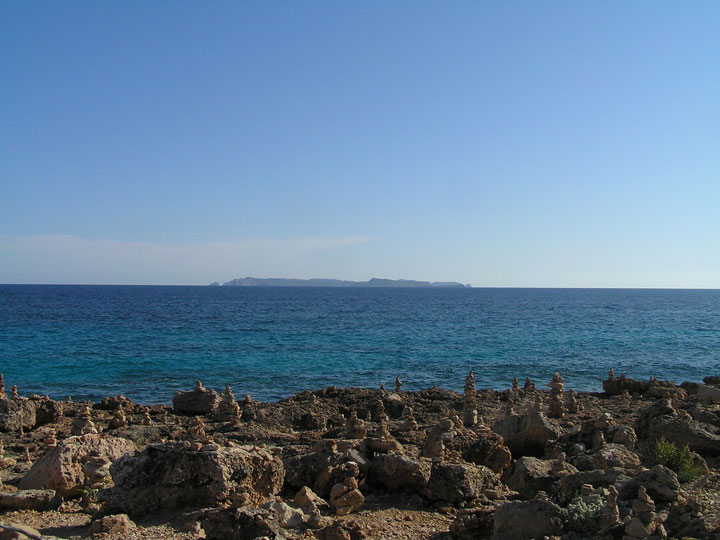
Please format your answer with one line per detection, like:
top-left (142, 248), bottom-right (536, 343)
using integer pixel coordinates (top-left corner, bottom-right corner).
top-left (650, 437), bottom-right (705, 483)
top-left (567, 494), bottom-right (604, 535)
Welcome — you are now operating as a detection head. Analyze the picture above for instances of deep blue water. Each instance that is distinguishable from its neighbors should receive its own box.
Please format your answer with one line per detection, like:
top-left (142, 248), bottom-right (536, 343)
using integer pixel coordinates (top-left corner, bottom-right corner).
top-left (0, 285), bottom-right (718, 403)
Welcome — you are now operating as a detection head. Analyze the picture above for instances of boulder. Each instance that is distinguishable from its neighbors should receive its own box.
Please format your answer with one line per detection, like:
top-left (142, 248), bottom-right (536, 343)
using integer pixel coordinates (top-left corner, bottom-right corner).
top-left (89, 514), bottom-right (136, 535)
top-left (450, 428), bottom-right (512, 473)
top-left (647, 414), bottom-right (720, 455)
top-left (172, 386), bottom-right (220, 415)
top-left (105, 442), bottom-right (284, 515)
top-left (203, 507), bottom-right (285, 540)
top-left (0, 489), bottom-right (61, 510)
top-left (697, 384), bottom-right (720, 402)
top-left (262, 500), bottom-right (306, 528)
top-left (619, 465), bottom-right (679, 504)
top-left (558, 468), bottom-right (629, 500)
top-left (450, 507), bottom-right (495, 540)
top-left (368, 454), bottom-right (431, 492)
top-left (424, 462), bottom-right (500, 504)
top-left (0, 399), bottom-right (36, 432)
top-left (19, 434), bottom-right (136, 496)
top-left (283, 449), bottom-right (344, 496)
top-left (492, 410), bottom-right (561, 457)
top-left (492, 500), bottom-right (565, 540)
top-left (502, 457), bottom-right (555, 500)
top-left (294, 486), bottom-right (328, 510)
top-left (606, 425), bottom-right (637, 449)
top-left (591, 444), bottom-right (641, 470)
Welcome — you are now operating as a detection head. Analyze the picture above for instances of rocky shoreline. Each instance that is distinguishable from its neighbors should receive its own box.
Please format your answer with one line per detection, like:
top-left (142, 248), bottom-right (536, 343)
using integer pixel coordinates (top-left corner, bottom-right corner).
top-left (1, 372), bottom-right (719, 540)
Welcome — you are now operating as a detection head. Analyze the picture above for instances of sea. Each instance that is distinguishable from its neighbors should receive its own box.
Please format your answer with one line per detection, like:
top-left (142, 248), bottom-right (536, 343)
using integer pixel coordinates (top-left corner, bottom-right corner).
top-left (0, 285), bottom-right (718, 404)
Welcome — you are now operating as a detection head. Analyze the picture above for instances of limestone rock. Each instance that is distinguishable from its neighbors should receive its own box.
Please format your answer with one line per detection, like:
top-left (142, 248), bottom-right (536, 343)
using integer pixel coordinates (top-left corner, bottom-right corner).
top-left (105, 442), bottom-right (284, 515)
top-left (19, 434), bottom-right (136, 496)
top-left (368, 454), bottom-right (432, 492)
top-left (491, 499), bottom-right (565, 540)
top-left (620, 465), bottom-right (679, 504)
top-left (172, 382), bottom-right (220, 416)
top-left (492, 409), bottom-right (561, 457)
top-left (0, 489), bottom-right (61, 510)
top-left (591, 443), bottom-right (641, 470)
top-left (424, 462), bottom-right (500, 504)
top-left (89, 514), bottom-right (136, 535)
top-left (0, 399), bottom-right (36, 432)
top-left (203, 507), bottom-right (286, 540)
top-left (502, 457), bottom-right (556, 500)
top-left (450, 507), bottom-right (495, 540)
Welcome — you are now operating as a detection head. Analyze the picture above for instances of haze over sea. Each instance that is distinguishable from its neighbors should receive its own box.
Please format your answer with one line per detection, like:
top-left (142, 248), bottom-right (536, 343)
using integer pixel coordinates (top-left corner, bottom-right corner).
top-left (1, 284), bottom-right (718, 404)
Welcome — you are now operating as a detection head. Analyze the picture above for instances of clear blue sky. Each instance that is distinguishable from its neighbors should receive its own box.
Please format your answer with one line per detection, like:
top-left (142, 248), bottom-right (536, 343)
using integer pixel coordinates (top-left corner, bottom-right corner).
top-left (2, 1), bottom-right (719, 286)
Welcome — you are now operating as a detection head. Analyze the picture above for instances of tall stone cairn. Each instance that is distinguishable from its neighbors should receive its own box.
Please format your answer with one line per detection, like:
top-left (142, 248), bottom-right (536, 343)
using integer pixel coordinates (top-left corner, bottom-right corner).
top-left (463, 370), bottom-right (478, 427)
top-left (547, 372), bottom-right (566, 418)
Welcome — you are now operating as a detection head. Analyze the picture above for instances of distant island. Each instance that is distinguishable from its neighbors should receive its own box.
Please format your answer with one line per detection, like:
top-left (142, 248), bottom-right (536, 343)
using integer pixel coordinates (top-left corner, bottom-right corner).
top-left (211, 277), bottom-right (471, 288)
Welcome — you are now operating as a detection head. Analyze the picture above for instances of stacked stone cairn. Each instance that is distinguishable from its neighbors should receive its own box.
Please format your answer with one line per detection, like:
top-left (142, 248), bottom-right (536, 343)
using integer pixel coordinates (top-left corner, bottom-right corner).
top-left (10, 385), bottom-right (19, 400)
top-left (329, 461), bottom-right (364, 516)
top-left (188, 416), bottom-right (207, 442)
top-left (400, 406), bottom-right (418, 431)
top-left (215, 385), bottom-right (242, 424)
top-left (511, 377), bottom-right (519, 391)
top-left (141, 407), bottom-right (152, 425)
top-left (523, 377), bottom-right (536, 391)
top-left (463, 370), bottom-right (478, 427)
top-left (345, 411), bottom-right (367, 439)
top-left (624, 485), bottom-right (667, 539)
top-left (71, 405), bottom-right (98, 435)
top-left (598, 485), bottom-right (621, 529)
top-left (0, 374), bottom-right (5, 399)
top-left (547, 372), bottom-right (566, 418)
top-left (423, 417), bottom-right (454, 461)
top-left (374, 399), bottom-right (391, 439)
top-left (109, 407), bottom-right (128, 429)
top-left (43, 429), bottom-right (57, 449)
top-left (395, 376), bottom-right (402, 392)
top-left (565, 389), bottom-right (580, 413)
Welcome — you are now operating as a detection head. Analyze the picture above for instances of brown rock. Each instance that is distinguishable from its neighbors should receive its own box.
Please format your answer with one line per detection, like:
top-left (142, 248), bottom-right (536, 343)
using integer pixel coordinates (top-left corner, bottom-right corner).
top-left (89, 514), bottom-right (136, 535)
top-left (106, 442), bottom-right (284, 515)
top-left (19, 434), bottom-right (136, 496)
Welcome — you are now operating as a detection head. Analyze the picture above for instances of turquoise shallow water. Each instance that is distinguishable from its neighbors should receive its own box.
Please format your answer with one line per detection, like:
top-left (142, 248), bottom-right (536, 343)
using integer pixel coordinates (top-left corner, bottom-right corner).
top-left (0, 285), bottom-right (718, 403)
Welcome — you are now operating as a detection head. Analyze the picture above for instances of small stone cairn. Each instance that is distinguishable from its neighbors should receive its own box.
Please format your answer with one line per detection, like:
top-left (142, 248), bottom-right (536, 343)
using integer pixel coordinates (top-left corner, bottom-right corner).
top-left (523, 377), bottom-right (536, 391)
top-left (71, 405), bottom-right (99, 435)
top-left (215, 385), bottom-right (242, 424)
top-left (547, 372), bottom-right (566, 418)
top-left (10, 385), bottom-right (19, 400)
top-left (109, 407), bottom-right (128, 429)
top-left (598, 485), bottom-right (621, 529)
top-left (0, 374), bottom-right (5, 399)
top-left (345, 411), bottom-right (367, 439)
top-left (511, 377), bottom-right (520, 391)
top-left (43, 429), bottom-right (58, 449)
top-left (374, 399), bottom-right (391, 440)
top-left (395, 376), bottom-right (402, 392)
top-left (565, 389), bottom-right (580, 413)
top-left (400, 406), bottom-right (418, 431)
top-left (463, 370), bottom-right (478, 427)
top-left (623, 485), bottom-right (667, 539)
top-left (423, 417), bottom-right (454, 461)
top-left (329, 462), bottom-right (364, 516)
top-left (141, 407), bottom-right (152, 425)
top-left (188, 416), bottom-right (207, 441)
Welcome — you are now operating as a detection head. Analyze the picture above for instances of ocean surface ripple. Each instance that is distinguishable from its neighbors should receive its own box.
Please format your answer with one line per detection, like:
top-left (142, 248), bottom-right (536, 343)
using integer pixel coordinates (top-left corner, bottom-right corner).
top-left (1, 285), bottom-right (718, 403)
